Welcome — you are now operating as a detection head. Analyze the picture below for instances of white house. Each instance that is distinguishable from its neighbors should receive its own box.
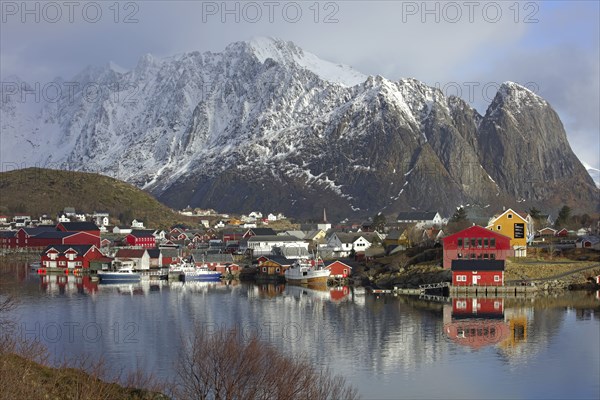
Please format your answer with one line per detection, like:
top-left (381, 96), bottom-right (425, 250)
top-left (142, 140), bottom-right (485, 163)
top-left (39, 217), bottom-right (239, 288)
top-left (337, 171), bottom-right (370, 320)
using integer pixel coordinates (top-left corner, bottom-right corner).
top-left (131, 219), bottom-right (145, 229)
top-left (153, 230), bottom-right (167, 240)
top-left (200, 220), bottom-right (210, 228)
top-left (113, 226), bottom-right (132, 235)
top-left (249, 211), bottom-right (263, 219)
top-left (93, 212), bottom-right (110, 227)
top-left (396, 211), bottom-right (443, 226)
top-left (58, 214), bottom-right (70, 223)
top-left (267, 213), bottom-right (277, 221)
top-left (214, 220), bottom-right (225, 229)
top-left (114, 248), bottom-right (150, 270)
top-left (326, 232), bottom-right (374, 258)
top-left (247, 235), bottom-right (308, 257)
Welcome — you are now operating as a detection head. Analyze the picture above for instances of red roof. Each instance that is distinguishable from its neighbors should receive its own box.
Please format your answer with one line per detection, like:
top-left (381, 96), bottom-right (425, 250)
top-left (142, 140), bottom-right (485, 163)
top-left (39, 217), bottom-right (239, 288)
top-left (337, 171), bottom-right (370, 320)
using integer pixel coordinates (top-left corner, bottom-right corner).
top-left (443, 225), bottom-right (512, 243)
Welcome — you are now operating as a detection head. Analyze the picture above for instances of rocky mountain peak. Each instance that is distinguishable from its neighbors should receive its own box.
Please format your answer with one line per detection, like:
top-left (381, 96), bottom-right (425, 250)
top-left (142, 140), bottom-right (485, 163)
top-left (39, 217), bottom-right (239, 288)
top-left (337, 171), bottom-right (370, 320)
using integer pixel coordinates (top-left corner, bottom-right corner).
top-left (1, 39), bottom-right (597, 219)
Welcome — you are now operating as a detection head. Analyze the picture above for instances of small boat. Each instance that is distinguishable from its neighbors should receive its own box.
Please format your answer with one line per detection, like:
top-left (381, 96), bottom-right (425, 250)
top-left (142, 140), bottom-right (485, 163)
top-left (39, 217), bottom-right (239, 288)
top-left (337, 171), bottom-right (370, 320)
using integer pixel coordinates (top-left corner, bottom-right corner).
top-left (29, 261), bottom-right (41, 270)
top-left (97, 268), bottom-right (141, 283)
top-left (284, 258), bottom-right (330, 285)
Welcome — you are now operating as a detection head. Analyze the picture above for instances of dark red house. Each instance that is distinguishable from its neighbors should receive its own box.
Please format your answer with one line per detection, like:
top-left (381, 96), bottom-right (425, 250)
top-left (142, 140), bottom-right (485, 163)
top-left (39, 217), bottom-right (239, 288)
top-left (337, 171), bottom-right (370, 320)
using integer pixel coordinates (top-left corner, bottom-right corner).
top-left (324, 260), bottom-right (352, 278)
top-left (41, 244), bottom-right (104, 269)
top-left (451, 259), bottom-right (505, 286)
top-left (125, 230), bottom-right (156, 248)
top-left (31, 231), bottom-right (101, 248)
top-left (0, 231), bottom-right (16, 249)
top-left (56, 222), bottom-right (101, 237)
top-left (442, 225), bottom-right (513, 269)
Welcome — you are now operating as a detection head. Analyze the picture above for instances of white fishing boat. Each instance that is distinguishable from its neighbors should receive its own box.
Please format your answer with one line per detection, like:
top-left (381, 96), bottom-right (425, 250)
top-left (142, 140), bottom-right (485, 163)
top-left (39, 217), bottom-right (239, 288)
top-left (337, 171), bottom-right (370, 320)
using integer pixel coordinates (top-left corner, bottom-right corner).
top-left (170, 261), bottom-right (221, 282)
top-left (284, 258), bottom-right (330, 285)
top-left (97, 268), bottom-right (141, 283)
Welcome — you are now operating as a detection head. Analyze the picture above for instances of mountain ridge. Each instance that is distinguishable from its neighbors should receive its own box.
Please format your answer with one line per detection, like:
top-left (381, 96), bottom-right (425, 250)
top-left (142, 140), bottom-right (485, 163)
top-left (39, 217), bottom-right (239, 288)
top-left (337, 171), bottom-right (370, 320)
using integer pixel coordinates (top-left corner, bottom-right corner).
top-left (1, 37), bottom-right (597, 219)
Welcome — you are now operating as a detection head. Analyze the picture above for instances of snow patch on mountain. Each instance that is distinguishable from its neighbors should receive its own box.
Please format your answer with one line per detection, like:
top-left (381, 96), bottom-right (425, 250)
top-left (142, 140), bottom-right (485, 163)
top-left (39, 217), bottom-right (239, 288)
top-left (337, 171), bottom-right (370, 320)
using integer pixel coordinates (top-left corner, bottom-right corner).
top-left (248, 37), bottom-right (367, 87)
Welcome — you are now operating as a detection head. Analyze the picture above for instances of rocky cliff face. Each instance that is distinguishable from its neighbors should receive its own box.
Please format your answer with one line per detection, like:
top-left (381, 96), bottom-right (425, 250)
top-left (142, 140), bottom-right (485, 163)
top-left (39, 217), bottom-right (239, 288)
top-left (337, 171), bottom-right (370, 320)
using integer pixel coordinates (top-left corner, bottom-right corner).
top-left (1, 38), bottom-right (597, 219)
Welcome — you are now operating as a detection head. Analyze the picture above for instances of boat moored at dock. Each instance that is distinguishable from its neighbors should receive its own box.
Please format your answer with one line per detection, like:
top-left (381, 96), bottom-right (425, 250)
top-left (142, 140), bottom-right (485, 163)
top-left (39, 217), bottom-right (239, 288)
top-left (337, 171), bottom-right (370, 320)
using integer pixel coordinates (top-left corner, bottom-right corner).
top-left (97, 268), bottom-right (141, 283)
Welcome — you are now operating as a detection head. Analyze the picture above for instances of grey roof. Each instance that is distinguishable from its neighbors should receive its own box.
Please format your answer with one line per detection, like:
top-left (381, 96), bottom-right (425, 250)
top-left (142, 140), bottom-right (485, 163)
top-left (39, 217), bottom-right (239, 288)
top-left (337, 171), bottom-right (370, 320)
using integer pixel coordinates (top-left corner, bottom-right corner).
top-left (147, 248), bottom-right (162, 258)
top-left (247, 228), bottom-right (277, 236)
top-left (43, 244), bottom-right (94, 255)
top-left (21, 227), bottom-right (57, 235)
top-left (130, 229), bottom-right (155, 237)
top-left (248, 235), bottom-right (301, 242)
top-left (283, 230), bottom-right (306, 239)
top-left (262, 256), bottom-right (292, 266)
top-left (161, 248), bottom-right (180, 258)
top-left (578, 236), bottom-right (600, 244)
top-left (451, 260), bottom-right (505, 271)
top-left (385, 230), bottom-right (402, 240)
top-left (396, 211), bottom-right (439, 221)
top-left (190, 250), bottom-right (234, 263)
top-left (58, 222), bottom-right (100, 231)
top-left (278, 247), bottom-right (310, 258)
top-left (33, 231), bottom-right (74, 239)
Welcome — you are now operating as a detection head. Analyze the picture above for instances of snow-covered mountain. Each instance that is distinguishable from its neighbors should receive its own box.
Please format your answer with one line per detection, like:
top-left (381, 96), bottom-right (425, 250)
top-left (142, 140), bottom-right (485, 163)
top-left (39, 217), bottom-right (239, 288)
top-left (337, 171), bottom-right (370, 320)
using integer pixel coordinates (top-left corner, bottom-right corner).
top-left (1, 37), bottom-right (597, 219)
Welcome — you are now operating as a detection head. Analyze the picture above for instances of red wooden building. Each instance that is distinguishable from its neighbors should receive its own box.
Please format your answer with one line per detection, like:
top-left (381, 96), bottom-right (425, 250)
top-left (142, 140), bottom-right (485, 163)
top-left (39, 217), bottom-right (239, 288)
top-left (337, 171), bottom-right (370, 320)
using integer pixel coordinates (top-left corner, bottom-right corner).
top-left (126, 230), bottom-right (156, 248)
top-left (41, 244), bottom-right (104, 269)
top-left (451, 259), bottom-right (505, 286)
top-left (324, 260), bottom-right (352, 278)
top-left (56, 222), bottom-right (100, 237)
top-left (442, 225), bottom-right (512, 269)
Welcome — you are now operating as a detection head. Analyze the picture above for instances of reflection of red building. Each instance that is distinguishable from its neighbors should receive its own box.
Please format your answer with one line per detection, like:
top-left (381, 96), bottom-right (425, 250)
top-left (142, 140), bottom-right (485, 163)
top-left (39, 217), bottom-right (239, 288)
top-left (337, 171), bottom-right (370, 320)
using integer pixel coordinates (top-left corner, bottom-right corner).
top-left (451, 260), bottom-right (504, 286)
top-left (443, 226), bottom-right (512, 269)
top-left (329, 286), bottom-right (350, 301)
top-left (443, 298), bottom-right (510, 350)
top-left (452, 298), bottom-right (504, 318)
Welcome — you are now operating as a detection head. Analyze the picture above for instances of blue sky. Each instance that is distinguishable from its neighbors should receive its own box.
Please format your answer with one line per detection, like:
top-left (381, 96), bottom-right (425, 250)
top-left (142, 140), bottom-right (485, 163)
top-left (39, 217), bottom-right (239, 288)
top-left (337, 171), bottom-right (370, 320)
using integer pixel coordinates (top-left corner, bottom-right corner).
top-left (1, 1), bottom-right (598, 170)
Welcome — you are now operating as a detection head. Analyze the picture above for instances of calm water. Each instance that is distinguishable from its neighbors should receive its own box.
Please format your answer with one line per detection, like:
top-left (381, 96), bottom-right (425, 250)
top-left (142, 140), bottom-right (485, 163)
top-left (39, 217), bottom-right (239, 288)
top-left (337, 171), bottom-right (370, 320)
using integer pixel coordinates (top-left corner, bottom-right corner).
top-left (1, 263), bottom-right (599, 399)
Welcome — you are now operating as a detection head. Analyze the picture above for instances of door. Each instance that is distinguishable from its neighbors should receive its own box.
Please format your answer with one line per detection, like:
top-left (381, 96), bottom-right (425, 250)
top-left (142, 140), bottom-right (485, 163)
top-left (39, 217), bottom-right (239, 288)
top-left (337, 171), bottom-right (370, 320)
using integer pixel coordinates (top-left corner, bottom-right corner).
top-left (472, 275), bottom-right (478, 285)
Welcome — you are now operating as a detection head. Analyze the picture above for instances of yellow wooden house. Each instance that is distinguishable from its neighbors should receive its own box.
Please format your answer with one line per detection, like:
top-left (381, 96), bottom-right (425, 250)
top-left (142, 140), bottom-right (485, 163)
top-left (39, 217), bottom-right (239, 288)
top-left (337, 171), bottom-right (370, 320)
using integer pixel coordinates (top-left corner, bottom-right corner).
top-left (486, 208), bottom-right (528, 257)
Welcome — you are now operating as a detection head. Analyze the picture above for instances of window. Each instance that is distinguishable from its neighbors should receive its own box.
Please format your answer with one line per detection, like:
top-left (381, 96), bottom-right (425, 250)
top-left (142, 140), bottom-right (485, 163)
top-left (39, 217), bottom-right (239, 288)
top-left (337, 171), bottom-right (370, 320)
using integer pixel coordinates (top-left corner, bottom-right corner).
top-left (471, 253), bottom-right (476, 259)
top-left (456, 300), bottom-right (467, 308)
top-left (508, 214), bottom-right (513, 219)
top-left (470, 238), bottom-right (476, 247)
top-left (457, 253), bottom-right (463, 259)
top-left (490, 238), bottom-right (496, 248)
top-left (59, 261), bottom-right (65, 266)
top-left (490, 254), bottom-right (496, 259)
top-left (477, 238), bottom-right (483, 248)
top-left (483, 254), bottom-right (489, 259)
top-left (494, 275), bottom-right (500, 282)
top-left (262, 267), bottom-right (267, 273)
top-left (457, 238), bottom-right (463, 247)
top-left (484, 238), bottom-right (489, 248)
top-left (275, 268), bottom-right (280, 273)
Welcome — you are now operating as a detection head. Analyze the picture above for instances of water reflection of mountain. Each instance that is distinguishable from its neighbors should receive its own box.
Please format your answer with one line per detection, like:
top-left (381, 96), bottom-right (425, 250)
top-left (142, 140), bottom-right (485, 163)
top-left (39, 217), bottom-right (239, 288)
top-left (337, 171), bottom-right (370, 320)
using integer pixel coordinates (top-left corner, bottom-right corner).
top-left (3, 264), bottom-right (599, 390)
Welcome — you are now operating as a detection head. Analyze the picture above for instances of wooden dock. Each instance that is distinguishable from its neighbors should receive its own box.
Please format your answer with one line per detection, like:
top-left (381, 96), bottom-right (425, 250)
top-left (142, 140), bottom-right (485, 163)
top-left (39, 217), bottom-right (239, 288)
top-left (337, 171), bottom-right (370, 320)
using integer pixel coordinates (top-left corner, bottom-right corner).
top-left (393, 282), bottom-right (538, 298)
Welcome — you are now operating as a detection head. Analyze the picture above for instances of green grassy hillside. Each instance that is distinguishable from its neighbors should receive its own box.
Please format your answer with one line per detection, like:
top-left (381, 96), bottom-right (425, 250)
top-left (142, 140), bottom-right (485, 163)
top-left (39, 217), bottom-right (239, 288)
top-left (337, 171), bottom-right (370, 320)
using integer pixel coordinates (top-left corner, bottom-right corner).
top-left (0, 168), bottom-right (194, 229)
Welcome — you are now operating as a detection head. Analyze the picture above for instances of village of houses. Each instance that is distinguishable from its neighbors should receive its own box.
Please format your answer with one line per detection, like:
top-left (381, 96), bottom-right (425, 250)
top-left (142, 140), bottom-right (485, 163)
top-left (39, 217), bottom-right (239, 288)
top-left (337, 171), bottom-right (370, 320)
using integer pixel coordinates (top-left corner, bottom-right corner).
top-left (1, 206), bottom-right (599, 290)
